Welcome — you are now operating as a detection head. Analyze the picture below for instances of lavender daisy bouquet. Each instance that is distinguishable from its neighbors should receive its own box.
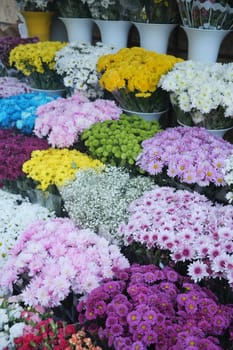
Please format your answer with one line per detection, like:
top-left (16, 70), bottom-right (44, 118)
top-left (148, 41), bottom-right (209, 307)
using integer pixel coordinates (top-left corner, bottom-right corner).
top-left (136, 126), bottom-right (233, 202)
top-left (0, 218), bottom-right (129, 313)
top-left (119, 186), bottom-right (233, 296)
top-left (0, 92), bottom-right (58, 134)
top-left (77, 264), bottom-right (233, 350)
top-left (34, 92), bottom-right (122, 148)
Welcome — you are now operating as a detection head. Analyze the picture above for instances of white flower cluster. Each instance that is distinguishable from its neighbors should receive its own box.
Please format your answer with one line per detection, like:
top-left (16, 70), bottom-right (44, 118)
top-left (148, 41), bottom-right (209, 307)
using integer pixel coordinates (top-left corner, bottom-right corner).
top-left (159, 60), bottom-right (233, 116)
top-left (55, 42), bottom-right (115, 99)
top-left (0, 299), bottom-right (25, 350)
top-left (0, 189), bottom-right (54, 269)
top-left (59, 166), bottom-right (154, 245)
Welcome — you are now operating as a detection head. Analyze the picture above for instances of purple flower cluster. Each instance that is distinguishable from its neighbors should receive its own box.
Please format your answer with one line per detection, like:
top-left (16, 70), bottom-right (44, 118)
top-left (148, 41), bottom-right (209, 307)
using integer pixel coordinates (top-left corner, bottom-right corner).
top-left (118, 186), bottom-right (233, 286)
top-left (0, 77), bottom-right (32, 98)
top-left (136, 126), bottom-right (233, 187)
top-left (0, 36), bottom-right (38, 67)
top-left (77, 264), bottom-right (233, 350)
top-left (0, 129), bottom-right (49, 185)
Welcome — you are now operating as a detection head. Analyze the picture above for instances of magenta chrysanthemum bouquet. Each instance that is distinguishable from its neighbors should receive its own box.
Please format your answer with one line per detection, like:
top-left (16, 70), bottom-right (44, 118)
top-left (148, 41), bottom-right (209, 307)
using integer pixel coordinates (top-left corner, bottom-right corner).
top-left (0, 129), bottom-right (49, 187)
top-left (34, 92), bottom-right (122, 148)
top-left (77, 264), bottom-right (233, 350)
top-left (0, 218), bottom-right (129, 308)
top-left (0, 36), bottom-right (38, 68)
top-left (136, 126), bottom-right (233, 188)
top-left (119, 186), bottom-right (233, 288)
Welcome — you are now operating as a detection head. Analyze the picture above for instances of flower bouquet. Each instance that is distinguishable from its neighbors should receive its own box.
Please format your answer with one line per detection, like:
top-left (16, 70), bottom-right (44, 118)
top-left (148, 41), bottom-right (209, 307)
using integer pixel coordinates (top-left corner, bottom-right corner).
top-left (0, 217), bottom-right (129, 308)
top-left (22, 148), bottom-right (104, 190)
top-left (176, 0), bottom-right (233, 29)
top-left (85, 0), bottom-right (127, 20)
top-left (0, 129), bottom-right (49, 189)
top-left (81, 114), bottom-right (161, 168)
top-left (0, 77), bottom-right (32, 98)
top-left (119, 186), bottom-right (233, 289)
top-left (0, 189), bottom-right (53, 269)
top-left (77, 264), bottom-right (233, 350)
top-left (159, 60), bottom-right (233, 130)
top-left (60, 166), bottom-right (154, 244)
top-left (14, 318), bottom-right (77, 350)
top-left (136, 126), bottom-right (233, 190)
top-left (97, 47), bottom-right (183, 113)
top-left (0, 36), bottom-right (38, 71)
top-left (16, 0), bottom-right (54, 11)
top-left (0, 92), bottom-right (57, 134)
top-left (125, 0), bottom-right (180, 23)
top-left (0, 298), bottom-right (33, 349)
top-left (55, 42), bottom-right (115, 99)
top-left (55, 0), bottom-right (91, 18)
top-left (34, 92), bottom-right (121, 148)
top-left (9, 41), bottom-right (67, 90)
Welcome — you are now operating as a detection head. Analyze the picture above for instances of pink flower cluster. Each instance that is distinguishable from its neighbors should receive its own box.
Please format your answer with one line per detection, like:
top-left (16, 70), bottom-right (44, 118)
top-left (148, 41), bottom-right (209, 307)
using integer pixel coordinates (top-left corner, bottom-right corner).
top-left (34, 92), bottom-right (122, 148)
top-left (136, 126), bottom-right (233, 187)
top-left (119, 186), bottom-right (233, 286)
top-left (0, 77), bottom-right (32, 98)
top-left (0, 218), bottom-right (129, 308)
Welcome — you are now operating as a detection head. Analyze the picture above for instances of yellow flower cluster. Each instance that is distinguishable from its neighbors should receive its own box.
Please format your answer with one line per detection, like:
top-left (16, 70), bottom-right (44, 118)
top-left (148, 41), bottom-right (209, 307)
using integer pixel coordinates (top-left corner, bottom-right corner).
top-left (97, 47), bottom-right (183, 97)
top-left (22, 148), bottom-right (104, 191)
top-left (9, 41), bottom-right (67, 76)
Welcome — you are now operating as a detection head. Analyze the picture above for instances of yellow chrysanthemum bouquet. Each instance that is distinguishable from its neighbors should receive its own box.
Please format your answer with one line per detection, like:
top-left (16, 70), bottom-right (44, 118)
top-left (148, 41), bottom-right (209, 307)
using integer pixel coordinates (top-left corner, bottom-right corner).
top-left (22, 148), bottom-right (104, 191)
top-left (9, 41), bottom-right (67, 90)
top-left (21, 148), bottom-right (104, 215)
top-left (97, 47), bottom-right (183, 113)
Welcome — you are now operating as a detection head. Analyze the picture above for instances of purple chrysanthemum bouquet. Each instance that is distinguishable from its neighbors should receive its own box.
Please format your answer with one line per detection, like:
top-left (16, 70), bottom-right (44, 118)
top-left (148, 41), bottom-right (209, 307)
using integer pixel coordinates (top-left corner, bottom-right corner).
top-left (118, 186), bottom-right (233, 290)
top-left (136, 126), bottom-right (233, 201)
top-left (77, 264), bottom-right (233, 350)
top-left (34, 92), bottom-right (122, 148)
top-left (0, 218), bottom-right (129, 309)
top-left (0, 77), bottom-right (32, 98)
top-left (0, 129), bottom-right (49, 191)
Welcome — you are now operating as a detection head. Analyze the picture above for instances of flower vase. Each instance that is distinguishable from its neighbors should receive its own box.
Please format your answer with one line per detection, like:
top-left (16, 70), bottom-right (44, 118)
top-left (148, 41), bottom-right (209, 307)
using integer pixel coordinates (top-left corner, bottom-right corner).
top-left (181, 26), bottom-right (232, 63)
top-left (59, 17), bottom-right (93, 43)
top-left (177, 120), bottom-right (233, 138)
top-left (30, 87), bottom-right (66, 98)
top-left (94, 20), bottom-right (132, 50)
top-left (122, 108), bottom-right (168, 122)
top-left (22, 11), bottom-right (53, 41)
top-left (133, 23), bottom-right (177, 53)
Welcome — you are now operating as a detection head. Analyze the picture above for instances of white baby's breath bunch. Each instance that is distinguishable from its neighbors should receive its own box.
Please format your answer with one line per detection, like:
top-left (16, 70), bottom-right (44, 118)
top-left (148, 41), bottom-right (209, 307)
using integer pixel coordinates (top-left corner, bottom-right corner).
top-left (55, 41), bottom-right (115, 99)
top-left (159, 60), bottom-right (233, 117)
top-left (0, 189), bottom-right (54, 270)
top-left (59, 166), bottom-right (154, 245)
